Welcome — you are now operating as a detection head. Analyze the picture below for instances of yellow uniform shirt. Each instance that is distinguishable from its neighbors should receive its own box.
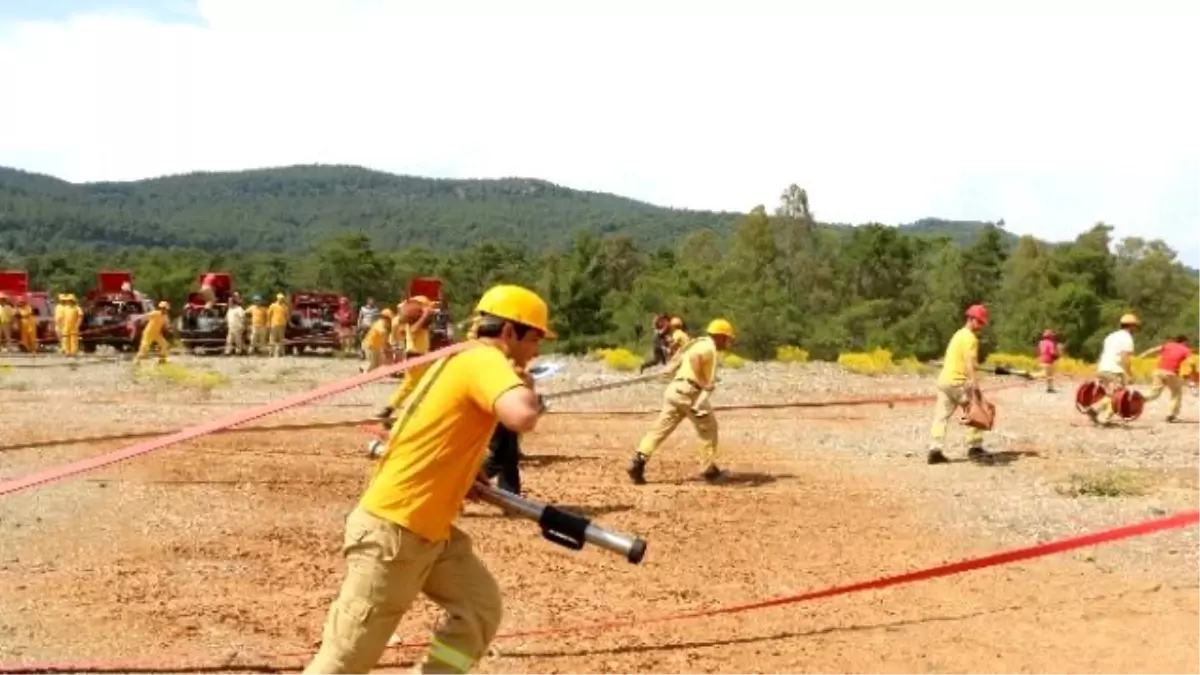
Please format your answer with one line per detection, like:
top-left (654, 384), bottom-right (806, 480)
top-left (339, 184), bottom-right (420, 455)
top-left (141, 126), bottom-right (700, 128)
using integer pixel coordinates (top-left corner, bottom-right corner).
top-left (18, 306), bottom-right (35, 326)
top-left (0, 304), bottom-right (13, 324)
top-left (669, 328), bottom-right (690, 354)
top-left (676, 336), bottom-right (717, 386)
top-left (248, 305), bottom-right (267, 328)
top-left (360, 344), bottom-right (525, 542)
top-left (363, 318), bottom-right (390, 351)
top-left (54, 304), bottom-right (66, 331)
top-left (938, 327), bottom-right (978, 386)
top-left (267, 302), bottom-right (289, 327)
top-left (143, 310), bottom-right (166, 337)
top-left (60, 305), bottom-right (82, 334)
top-left (406, 323), bottom-right (431, 354)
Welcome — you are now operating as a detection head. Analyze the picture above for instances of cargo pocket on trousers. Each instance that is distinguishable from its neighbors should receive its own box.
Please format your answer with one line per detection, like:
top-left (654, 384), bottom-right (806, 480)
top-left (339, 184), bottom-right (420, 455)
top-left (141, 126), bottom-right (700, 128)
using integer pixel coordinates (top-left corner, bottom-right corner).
top-left (331, 594), bottom-right (376, 646)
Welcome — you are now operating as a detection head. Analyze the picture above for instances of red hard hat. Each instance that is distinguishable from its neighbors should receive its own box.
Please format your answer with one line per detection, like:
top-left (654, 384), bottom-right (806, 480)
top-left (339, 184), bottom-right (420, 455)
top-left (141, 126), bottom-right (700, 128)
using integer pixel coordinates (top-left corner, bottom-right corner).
top-left (965, 304), bottom-right (989, 324)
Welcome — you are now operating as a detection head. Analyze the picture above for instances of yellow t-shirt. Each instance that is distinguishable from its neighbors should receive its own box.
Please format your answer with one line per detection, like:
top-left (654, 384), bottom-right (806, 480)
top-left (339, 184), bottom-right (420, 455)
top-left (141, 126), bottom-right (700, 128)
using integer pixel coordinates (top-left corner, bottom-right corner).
top-left (248, 305), bottom-right (267, 328)
top-left (267, 302), bottom-right (288, 327)
top-left (406, 323), bottom-right (431, 354)
top-left (669, 329), bottom-right (690, 353)
top-left (938, 327), bottom-right (979, 386)
top-left (60, 305), bottom-right (82, 334)
top-left (0, 304), bottom-right (13, 324)
top-left (363, 318), bottom-right (390, 351)
top-left (143, 310), bottom-right (166, 337)
top-left (676, 336), bottom-right (717, 386)
top-left (360, 344), bottom-right (525, 542)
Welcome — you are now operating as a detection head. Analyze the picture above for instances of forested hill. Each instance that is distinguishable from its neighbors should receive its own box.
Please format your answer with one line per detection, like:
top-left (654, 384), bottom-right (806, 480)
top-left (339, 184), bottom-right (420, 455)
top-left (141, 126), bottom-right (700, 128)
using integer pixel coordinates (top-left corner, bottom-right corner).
top-left (0, 164), bottom-right (1012, 254)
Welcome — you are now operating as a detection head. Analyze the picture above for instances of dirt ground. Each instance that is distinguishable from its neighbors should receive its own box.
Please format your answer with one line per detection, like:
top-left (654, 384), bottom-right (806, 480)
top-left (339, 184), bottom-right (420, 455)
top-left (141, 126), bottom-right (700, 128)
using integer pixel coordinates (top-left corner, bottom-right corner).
top-left (1, 353), bottom-right (1197, 674)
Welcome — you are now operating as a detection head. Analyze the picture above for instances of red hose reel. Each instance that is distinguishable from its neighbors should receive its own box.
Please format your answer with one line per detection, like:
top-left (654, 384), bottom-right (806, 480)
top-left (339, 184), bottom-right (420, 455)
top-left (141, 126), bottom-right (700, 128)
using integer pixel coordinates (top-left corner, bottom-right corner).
top-left (1075, 379), bottom-right (1145, 421)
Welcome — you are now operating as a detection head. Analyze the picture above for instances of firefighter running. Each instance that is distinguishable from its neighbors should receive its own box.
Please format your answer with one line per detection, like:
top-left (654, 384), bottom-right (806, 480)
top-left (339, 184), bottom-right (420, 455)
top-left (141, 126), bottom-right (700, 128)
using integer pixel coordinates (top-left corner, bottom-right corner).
top-left (927, 304), bottom-right (990, 465)
top-left (361, 308), bottom-right (393, 372)
top-left (378, 295), bottom-right (437, 418)
top-left (303, 284), bottom-right (552, 675)
top-left (1084, 313), bottom-right (1140, 426)
top-left (136, 301), bottom-right (172, 364)
top-left (627, 318), bottom-right (736, 485)
top-left (1138, 334), bottom-right (1192, 422)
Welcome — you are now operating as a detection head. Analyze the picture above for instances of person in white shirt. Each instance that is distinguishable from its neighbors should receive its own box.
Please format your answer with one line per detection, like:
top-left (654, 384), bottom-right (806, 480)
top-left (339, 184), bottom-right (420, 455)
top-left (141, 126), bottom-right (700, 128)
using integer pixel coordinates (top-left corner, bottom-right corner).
top-left (1086, 313), bottom-right (1140, 425)
top-left (224, 297), bottom-right (248, 356)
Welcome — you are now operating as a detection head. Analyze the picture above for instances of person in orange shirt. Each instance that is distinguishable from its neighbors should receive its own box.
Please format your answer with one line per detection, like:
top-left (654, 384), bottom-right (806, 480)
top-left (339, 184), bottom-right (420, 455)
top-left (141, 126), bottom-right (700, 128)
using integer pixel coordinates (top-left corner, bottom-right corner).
top-left (304, 284), bottom-right (552, 675)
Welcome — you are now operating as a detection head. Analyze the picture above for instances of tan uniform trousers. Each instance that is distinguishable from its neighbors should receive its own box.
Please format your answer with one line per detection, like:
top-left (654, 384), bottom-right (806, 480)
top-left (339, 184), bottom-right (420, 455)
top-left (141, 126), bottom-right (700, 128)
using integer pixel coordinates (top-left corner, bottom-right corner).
top-left (305, 507), bottom-right (502, 675)
top-left (0, 320), bottom-right (11, 351)
top-left (225, 323), bottom-right (246, 355)
top-left (268, 325), bottom-right (286, 357)
top-left (363, 346), bottom-right (384, 372)
top-left (1144, 369), bottom-right (1183, 418)
top-left (1090, 372), bottom-right (1128, 423)
top-left (929, 382), bottom-right (983, 450)
top-left (636, 379), bottom-right (719, 470)
top-left (249, 325), bottom-right (267, 354)
top-left (61, 331), bottom-right (80, 357)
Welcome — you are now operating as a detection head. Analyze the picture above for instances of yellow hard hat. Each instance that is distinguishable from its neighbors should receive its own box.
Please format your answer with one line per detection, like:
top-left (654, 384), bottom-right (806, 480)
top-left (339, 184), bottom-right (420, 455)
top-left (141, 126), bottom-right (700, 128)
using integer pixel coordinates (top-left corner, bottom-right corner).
top-left (57, 293), bottom-right (68, 301)
top-left (706, 318), bottom-right (736, 338)
top-left (670, 317), bottom-right (683, 329)
top-left (1119, 313), bottom-right (1140, 326)
top-left (380, 308), bottom-right (394, 318)
top-left (276, 293), bottom-right (285, 300)
top-left (475, 284), bottom-right (555, 339)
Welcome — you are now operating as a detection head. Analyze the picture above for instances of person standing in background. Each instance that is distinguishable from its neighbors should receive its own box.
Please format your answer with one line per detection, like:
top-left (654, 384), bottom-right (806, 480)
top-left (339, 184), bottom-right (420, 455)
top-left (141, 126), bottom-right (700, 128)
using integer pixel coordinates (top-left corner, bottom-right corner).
top-left (1037, 329), bottom-right (1060, 393)
top-left (225, 297), bottom-right (247, 356)
top-left (267, 293), bottom-right (289, 357)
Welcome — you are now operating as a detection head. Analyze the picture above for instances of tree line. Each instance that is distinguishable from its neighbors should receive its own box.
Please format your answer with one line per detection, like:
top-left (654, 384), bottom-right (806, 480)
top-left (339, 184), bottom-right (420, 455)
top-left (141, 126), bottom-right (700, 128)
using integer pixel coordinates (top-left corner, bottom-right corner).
top-left (14, 186), bottom-right (1197, 363)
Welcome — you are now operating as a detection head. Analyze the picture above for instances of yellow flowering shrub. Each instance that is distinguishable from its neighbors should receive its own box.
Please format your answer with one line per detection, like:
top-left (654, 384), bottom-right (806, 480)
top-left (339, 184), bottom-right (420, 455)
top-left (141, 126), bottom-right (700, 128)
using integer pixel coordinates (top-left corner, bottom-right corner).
top-left (836, 348), bottom-right (896, 375)
top-left (594, 347), bottom-right (643, 372)
top-left (720, 352), bottom-right (748, 369)
top-left (775, 345), bottom-right (810, 363)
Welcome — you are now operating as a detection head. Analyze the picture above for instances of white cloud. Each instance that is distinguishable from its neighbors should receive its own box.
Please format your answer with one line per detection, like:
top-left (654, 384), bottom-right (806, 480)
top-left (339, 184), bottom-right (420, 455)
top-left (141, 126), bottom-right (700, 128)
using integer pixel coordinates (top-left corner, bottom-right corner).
top-left (1, 0), bottom-right (1198, 264)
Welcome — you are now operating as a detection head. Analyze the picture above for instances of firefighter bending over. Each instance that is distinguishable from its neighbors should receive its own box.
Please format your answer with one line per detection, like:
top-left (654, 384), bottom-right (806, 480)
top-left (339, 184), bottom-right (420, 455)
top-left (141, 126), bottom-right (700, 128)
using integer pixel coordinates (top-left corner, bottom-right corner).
top-left (303, 284), bottom-right (551, 675)
top-left (1084, 314), bottom-right (1140, 426)
top-left (136, 301), bottom-right (172, 364)
top-left (927, 304), bottom-right (989, 465)
top-left (628, 318), bottom-right (736, 485)
top-left (361, 308), bottom-right (393, 372)
top-left (1138, 334), bottom-right (1191, 422)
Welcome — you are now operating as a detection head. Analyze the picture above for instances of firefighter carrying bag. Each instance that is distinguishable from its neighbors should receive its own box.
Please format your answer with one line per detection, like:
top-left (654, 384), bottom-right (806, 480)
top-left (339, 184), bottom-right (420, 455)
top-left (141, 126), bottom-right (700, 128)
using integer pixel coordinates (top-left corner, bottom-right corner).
top-left (961, 386), bottom-right (996, 431)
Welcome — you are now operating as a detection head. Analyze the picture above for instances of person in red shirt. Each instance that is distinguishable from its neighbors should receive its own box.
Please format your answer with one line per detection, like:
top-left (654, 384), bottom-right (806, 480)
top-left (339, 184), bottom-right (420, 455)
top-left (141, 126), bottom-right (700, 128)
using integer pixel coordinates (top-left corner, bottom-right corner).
top-left (1036, 329), bottom-right (1060, 393)
top-left (334, 297), bottom-right (355, 356)
top-left (1138, 335), bottom-right (1192, 422)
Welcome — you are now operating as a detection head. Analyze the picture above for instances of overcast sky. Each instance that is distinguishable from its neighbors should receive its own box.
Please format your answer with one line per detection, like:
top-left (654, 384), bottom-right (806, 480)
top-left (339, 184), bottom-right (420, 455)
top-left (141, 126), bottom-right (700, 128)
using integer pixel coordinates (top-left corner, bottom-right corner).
top-left (1, 0), bottom-right (1197, 265)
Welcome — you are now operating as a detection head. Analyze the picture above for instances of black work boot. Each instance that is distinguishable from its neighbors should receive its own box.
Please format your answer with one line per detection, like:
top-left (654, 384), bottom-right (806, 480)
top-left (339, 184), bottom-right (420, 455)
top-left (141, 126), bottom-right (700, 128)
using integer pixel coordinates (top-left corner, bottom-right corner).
top-left (927, 449), bottom-right (951, 465)
top-left (701, 465), bottom-right (725, 483)
top-left (967, 446), bottom-right (990, 462)
top-left (626, 453), bottom-right (648, 485)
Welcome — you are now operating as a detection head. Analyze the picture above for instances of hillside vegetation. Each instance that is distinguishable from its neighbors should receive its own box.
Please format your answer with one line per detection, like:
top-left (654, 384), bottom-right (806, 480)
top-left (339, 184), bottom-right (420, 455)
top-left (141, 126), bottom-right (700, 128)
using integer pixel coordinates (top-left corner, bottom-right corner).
top-left (1, 164), bottom-right (1194, 362)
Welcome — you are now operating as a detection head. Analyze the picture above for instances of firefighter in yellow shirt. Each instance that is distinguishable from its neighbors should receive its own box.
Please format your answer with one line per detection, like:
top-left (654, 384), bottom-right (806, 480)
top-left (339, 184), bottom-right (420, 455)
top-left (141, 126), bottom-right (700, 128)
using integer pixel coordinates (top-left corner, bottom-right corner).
top-left (928, 304), bottom-right (989, 464)
top-left (667, 316), bottom-right (690, 356)
top-left (361, 309), bottom-right (394, 372)
top-left (304, 284), bottom-right (552, 675)
top-left (58, 294), bottom-right (83, 357)
top-left (267, 292), bottom-right (289, 357)
top-left (16, 300), bottom-right (37, 354)
top-left (378, 295), bottom-right (437, 417)
top-left (628, 318), bottom-right (735, 485)
top-left (54, 293), bottom-right (69, 354)
top-left (136, 301), bottom-right (172, 363)
top-left (247, 296), bottom-right (268, 355)
top-left (0, 294), bottom-right (13, 352)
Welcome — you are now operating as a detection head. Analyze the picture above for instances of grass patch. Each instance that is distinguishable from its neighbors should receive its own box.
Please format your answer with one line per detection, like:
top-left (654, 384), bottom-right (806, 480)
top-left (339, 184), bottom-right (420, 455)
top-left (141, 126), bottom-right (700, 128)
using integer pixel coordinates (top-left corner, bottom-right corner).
top-left (1056, 469), bottom-right (1150, 498)
top-left (135, 362), bottom-right (230, 396)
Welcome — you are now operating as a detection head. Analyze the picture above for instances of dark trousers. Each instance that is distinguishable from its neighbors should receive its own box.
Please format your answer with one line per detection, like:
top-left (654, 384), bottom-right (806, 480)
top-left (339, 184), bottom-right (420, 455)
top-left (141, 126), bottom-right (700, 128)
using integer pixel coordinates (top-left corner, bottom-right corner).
top-left (640, 338), bottom-right (669, 372)
top-left (484, 425), bottom-right (522, 494)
